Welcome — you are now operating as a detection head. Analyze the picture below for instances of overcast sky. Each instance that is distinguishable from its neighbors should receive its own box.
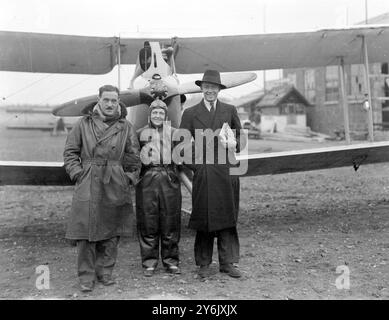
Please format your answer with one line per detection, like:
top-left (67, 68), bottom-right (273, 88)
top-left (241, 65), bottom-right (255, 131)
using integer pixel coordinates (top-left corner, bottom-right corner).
top-left (1, 0), bottom-right (389, 105)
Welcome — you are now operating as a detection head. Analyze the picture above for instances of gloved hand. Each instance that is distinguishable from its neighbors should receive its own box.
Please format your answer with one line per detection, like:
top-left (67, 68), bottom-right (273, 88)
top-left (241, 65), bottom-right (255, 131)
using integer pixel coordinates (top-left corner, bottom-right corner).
top-left (125, 172), bottom-right (138, 185)
top-left (73, 172), bottom-right (82, 183)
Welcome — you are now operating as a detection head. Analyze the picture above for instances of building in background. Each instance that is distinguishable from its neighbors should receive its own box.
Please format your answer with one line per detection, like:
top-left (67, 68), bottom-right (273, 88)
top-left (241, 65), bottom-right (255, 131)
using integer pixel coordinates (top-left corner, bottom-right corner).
top-left (283, 12), bottom-right (389, 138)
top-left (232, 82), bottom-right (311, 133)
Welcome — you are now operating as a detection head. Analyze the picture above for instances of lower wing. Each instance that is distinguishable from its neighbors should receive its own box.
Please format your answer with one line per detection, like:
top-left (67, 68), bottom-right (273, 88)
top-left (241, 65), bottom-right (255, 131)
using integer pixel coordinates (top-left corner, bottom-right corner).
top-left (1, 142), bottom-right (389, 185)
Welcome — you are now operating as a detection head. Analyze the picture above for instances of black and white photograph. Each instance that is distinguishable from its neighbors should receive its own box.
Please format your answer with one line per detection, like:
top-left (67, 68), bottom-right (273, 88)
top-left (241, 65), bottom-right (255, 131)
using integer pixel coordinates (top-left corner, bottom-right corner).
top-left (0, 0), bottom-right (388, 303)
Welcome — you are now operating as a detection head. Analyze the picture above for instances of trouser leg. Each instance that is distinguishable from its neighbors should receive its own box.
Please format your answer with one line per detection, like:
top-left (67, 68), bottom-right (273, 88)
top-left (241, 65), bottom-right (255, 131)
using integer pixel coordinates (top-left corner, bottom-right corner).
top-left (160, 184), bottom-right (181, 268)
top-left (160, 223), bottom-right (180, 268)
top-left (231, 176), bottom-right (240, 221)
top-left (95, 236), bottom-right (120, 278)
top-left (77, 240), bottom-right (96, 283)
top-left (137, 230), bottom-right (159, 268)
top-left (216, 227), bottom-right (240, 266)
top-left (194, 231), bottom-right (215, 266)
top-left (136, 180), bottom-right (160, 269)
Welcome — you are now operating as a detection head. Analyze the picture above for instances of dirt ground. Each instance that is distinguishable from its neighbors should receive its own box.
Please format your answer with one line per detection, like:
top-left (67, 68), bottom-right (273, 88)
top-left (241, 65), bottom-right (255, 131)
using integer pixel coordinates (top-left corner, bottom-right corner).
top-left (0, 123), bottom-right (388, 300)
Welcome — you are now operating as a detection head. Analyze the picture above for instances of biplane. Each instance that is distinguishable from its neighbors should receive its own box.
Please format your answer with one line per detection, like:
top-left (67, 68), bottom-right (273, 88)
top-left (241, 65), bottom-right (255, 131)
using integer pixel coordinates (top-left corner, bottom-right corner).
top-left (1, 24), bottom-right (389, 186)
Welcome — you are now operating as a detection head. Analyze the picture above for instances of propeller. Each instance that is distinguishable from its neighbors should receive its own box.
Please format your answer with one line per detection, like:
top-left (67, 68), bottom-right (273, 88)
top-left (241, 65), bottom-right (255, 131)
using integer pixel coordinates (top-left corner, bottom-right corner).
top-left (52, 72), bottom-right (257, 116)
top-left (52, 89), bottom-right (151, 116)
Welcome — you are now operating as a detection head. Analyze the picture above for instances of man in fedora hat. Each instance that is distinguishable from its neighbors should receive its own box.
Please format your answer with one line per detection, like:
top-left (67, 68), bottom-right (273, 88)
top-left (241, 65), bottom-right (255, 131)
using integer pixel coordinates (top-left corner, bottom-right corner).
top-left (179, 69), bottom-right (246, 279)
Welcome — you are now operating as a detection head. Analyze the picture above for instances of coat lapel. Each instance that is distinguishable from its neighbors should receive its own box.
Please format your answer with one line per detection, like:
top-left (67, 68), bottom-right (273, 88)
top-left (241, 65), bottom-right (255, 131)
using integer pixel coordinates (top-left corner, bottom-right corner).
top-left (92, 116), bottom-right (124, 145)
top-left (194, 100), bottom-right (212, 128)
top-left (99, 121), bottom-right (124, 143)
top-left (212, 101), bottom-right (228, 130)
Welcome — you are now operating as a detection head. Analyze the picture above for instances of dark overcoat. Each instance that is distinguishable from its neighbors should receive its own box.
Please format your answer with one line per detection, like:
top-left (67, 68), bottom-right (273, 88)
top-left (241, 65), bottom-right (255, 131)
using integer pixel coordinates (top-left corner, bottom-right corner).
top-left (179, 100), bottom-right (246, 232)
top-left (63, 107), bottom-right (140, 241)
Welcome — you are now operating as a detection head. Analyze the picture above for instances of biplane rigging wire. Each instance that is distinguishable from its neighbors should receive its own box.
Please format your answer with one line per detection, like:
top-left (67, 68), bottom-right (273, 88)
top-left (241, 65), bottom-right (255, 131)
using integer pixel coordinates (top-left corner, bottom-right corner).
top-left (1, 43), bottom-right (113, 121)
top-left (2, 74), bottom-right (96, 122)
top-left (38, 75), bottom-right (96, 105)
top-left (1, 73), bottom-right (55, 123)
top-left (2, 41), bottom-right (112, 103)
top-left (2, 73), bottom-right (55, 101)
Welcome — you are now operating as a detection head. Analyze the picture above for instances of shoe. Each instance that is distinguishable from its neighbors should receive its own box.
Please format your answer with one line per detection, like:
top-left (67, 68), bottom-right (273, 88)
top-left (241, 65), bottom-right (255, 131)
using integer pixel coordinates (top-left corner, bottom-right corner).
top-left (198, 265), bottom-right (210, 278)
top-left (97, 274), bottom-right (116, 286)
top-left (166, 266), bottom-right (181, 274)
top-left (80, 281), bottom-right (94, 292)
top-left (219, 264), bottom-right (242, 278)
top-left (143, 267), bottom-right (155, 277)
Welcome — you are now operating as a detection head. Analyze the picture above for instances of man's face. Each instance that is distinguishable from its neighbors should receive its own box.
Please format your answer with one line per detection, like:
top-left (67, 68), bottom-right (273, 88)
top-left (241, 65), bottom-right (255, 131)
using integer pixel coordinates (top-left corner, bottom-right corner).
top-left (150, 108), bottom-right (166, 126)
top-left (201, 82), bottom-right (220, 103)
top-left (98, 91), bottom-right (119, 116)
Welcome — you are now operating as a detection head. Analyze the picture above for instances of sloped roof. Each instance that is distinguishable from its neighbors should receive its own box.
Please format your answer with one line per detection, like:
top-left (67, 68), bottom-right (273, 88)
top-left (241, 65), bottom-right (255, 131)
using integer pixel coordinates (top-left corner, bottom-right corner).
top-left (356, 12), bottom-right (389, 25)
top-left (231, 91), bottom-right (264, 107)
top-left (256, 85), bottom-right (311, 108)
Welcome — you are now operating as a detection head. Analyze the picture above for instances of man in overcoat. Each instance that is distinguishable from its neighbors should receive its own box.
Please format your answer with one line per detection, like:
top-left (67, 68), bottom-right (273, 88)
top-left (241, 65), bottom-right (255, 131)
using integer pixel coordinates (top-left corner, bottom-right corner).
top-left (179, 70), bottom-right (246, 278)
top-left (136, 99), bottom-right (182, 277)
top-left (63, 85), bottom-right (140, 292)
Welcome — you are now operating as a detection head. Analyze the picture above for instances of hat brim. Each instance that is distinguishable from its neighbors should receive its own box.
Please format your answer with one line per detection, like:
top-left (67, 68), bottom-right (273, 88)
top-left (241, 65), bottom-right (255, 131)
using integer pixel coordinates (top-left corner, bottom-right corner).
top-left (195, 80), bottom-right (226, 90)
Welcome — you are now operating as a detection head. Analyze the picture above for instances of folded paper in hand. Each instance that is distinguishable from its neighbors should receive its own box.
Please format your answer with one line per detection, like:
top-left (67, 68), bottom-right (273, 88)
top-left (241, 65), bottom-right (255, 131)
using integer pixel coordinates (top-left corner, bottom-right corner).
top-left (219, 122), bottom-right (235, 141)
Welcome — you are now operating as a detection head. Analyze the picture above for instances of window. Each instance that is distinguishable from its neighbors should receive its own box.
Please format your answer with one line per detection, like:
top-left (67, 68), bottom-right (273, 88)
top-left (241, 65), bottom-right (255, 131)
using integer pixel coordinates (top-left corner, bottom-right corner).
top-left (325, 66), bottom-right (339, 101)
top-left (304, 69), bottom-right (316, 103)
top-left (382, 63), bottom-right (389, 109)
top-left (280, 103), bottom-right (304, 115)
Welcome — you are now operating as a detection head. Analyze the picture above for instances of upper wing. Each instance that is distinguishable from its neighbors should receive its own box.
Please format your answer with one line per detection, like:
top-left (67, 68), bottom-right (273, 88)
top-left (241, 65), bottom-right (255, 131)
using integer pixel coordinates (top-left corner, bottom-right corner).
top-left (0, 31), bottom-right (116, 74)
top-left (173, 25), bottom-right (389, 73)
top-left (0, 31), bottom-right (167, 74)
top-left (1, 25), bottom-right (388, 74)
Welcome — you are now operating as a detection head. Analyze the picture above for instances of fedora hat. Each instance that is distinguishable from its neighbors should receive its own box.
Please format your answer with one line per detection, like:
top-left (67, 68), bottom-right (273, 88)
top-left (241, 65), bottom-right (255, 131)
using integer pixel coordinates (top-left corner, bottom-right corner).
top-left (195, 69), bottom-right (226, 89)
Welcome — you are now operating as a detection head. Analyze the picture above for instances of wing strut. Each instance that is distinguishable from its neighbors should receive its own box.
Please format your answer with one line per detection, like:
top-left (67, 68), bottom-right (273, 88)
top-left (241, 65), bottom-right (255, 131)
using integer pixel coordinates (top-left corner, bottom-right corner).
top-left (338, 57), bottom-right (351, 143)
top-left (116, 36), bottom-right (121, 90)
top-left (361, 35), bottom-right (374, 142)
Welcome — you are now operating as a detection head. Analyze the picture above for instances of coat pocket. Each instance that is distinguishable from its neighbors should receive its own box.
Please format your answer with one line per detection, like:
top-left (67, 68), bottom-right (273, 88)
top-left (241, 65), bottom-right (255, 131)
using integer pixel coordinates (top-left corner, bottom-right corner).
top-left (119, 167), bottom-right (130, 186)
top-left (74, 166), bottom-right (91, 201)
top-left (102, 166), bottom-right (131, 206)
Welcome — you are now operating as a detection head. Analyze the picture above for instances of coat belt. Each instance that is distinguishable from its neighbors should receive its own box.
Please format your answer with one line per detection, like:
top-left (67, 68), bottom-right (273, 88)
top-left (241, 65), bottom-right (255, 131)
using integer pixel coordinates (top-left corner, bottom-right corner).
top-left (82, 158), bottom-right (122, 184)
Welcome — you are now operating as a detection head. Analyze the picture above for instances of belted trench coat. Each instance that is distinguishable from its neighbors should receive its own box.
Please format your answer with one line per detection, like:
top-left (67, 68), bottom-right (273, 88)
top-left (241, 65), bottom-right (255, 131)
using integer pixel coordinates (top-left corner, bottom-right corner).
top-left (63, 107), bottom-right (140, 241)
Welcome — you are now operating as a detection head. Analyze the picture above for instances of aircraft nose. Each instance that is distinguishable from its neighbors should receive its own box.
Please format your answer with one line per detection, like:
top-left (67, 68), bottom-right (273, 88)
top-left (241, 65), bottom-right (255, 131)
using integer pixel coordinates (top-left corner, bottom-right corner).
top-left (150, 78), bottom-right (168, 100)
